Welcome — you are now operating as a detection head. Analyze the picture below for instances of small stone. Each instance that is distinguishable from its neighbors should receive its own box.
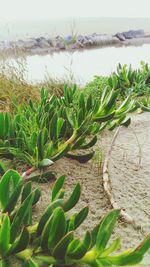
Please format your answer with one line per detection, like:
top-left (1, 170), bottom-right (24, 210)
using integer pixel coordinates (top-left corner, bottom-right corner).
top-left (115, 33), bottom-right (126, 41)
top-left (56, 42), bottom-right (66, 50)
top-left (64, 35), bottom-right (73, 43)
top-left (38, 39), bottom-right (51, 48)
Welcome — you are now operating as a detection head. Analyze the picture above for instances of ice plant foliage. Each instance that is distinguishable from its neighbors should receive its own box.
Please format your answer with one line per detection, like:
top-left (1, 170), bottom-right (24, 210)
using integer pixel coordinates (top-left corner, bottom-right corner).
top-left (136, 96), bottom-right (150, 112)
top-left (0, 85), bottom-right (134, 169)
top-left (0, 170), bottom-right (149, 266)
top-left (108, 62), bottom-right (150, 97)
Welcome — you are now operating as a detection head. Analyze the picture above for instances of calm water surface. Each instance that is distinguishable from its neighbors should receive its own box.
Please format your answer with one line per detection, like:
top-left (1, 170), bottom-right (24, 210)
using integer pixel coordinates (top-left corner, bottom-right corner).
top-left (21, 44), bottom-right (150, 85)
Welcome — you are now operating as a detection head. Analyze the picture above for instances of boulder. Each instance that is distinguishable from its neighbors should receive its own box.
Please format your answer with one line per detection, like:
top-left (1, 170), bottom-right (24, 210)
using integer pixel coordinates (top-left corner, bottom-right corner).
top-left (64, 35), bottom-right (73, 43)
top-left (23, 38), bottom-right (38, 49)
top-left (71, 41), bottom-right (84, 49)
top-left (115, 33), bottom-right (126, 41)
top-left (71, 43), bottom-right (80, 49)
top-left (56, 41), bottom-right (66, 50)
top-left (83, 36), bottom-right (94, 46)
top-left (0, 41), bottom-right (13, 50)
top-left (77, 35), bottom-right (85, 43)
top-left (91, 33), bottom-right (98, 36)
top-left (35, 36), bottom-right (46, 42)
top-left (15, 40), bottom-right (26, 49)
top-left (47, 38), bottom-right (53, 46)
top-left (122, 29), bottom-right (145, 39)
top-left (90, 34), bottom-right (119, 45)
top-left (83, 39), bottom-right (93, 46)
top-left (55, 35), bottom-right (62, 40)
top-left (135, 29), bottom-right (145, 36)
top-left (76, 35), bottom-right (94, 45)
top-left (38, 39), bottom-right (51, 48)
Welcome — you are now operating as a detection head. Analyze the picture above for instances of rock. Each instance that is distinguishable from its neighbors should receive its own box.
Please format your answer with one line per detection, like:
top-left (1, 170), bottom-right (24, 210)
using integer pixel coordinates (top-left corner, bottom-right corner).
top-left (122, 29), bottom-right (145, 39)
top-left (92, 33), bottom-right (97, 36)
top-left (115, 33), bottom-right (126, 41)
top-left (84, 39), bottom-right (93, 46)
top-left (90, 34), bottom-right (119, 45)
top-left (115, 29), bottom-right (145, 40)
top-left (0, 29), bottom-right (146, 54)
top-left (35, 36), bottom-right (45, 42)
top-left (23, 38), bottom-right (38, 49)
top-left (71, 42), bottom-right (84, 49)
top-left (83, 37), bottom-right (94, 46)
top-left (54, 36), bottom-right (66, 49)
top-left (135, 29), bottom-right (145, 36)
top-left (64, 35), bottom-right (73, 43)
top-left (72, 34), bottom-right (120, 48)
top-left (15, 40), bottom-right (26, 49)
top-left (38, 39), bottom-right (51, 48)
top-left (71, 43), bottom-right (80, 49)
top-left (77, 35), bottom-right (85, 43)
top-left (123, 31), bottom-right (135, 39)
top-left (56, 41), bottom-right (66, 50)
top-left (56, 35), bottom-right (61, 40)
top-left (84, 35), bottom-right (90, 40)
top-left (47, 38), bottom-right (53, 46)
top-left (0, 41), bottom-right (13, 50)
top-left (77, 35), bottom-right (94, 46)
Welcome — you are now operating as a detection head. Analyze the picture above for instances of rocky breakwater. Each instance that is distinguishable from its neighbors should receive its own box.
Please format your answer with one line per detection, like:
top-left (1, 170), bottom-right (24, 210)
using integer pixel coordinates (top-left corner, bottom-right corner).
top-left (114, 29), bottom-right (145, 41)
top-left (0, 29), bottom-right (148, 56)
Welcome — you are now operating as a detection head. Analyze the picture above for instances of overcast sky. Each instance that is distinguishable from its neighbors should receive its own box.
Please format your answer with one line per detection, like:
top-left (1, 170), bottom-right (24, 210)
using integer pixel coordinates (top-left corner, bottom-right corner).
top-left (0, 0), bottom-right (150, 21)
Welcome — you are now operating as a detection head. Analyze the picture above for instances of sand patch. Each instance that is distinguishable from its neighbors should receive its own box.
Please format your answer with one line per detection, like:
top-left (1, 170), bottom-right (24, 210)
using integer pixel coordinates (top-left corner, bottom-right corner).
top-left (109, 113), bottom-right (150, 266)
top-left (2, 113), bottom-right (150, 266)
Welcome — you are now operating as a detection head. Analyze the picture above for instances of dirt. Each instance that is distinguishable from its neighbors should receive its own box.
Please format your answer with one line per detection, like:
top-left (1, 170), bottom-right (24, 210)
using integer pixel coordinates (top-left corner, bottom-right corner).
top-left (32, 113), bottom-right (150, 266)
top-left (109, 112), bottom-right (150, 266)
top-left (33, 129), bottom-right (113, 234)
top-left (1, 113), bottom-right (150, 266)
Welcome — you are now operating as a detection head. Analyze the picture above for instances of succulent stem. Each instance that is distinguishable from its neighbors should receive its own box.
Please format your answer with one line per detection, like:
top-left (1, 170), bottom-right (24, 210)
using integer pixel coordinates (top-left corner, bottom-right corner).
top-left (16, 249), bottom-right (33, 260)
top-left (65, 131), bottom-right (77, 145)
top-left (35, 255), bottom-right (57, 265)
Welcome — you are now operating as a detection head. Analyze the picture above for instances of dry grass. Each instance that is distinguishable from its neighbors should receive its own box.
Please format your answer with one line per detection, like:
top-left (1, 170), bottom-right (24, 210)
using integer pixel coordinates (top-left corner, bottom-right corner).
top-left (39, 76), bottom-right (66, 97)
top-left (0, 74), bottom-right (40, 111)
top-left (0, 55), bottom-right (67, 111)
top-left (0, 55), bottom-right (40, 111)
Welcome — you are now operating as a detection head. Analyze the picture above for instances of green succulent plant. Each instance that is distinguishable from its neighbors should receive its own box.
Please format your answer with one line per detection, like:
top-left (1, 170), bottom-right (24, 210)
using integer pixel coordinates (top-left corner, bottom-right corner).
top-left (0, 85), bottom-right (134, 170)
top-left (0, 169), bottom-right (41, 266)
top-left (0, 170), bottom-right (149, 266)
top-left (108, 62), bottom-right (150, 97)
top-left (136, 96), bottom-right (150, 112)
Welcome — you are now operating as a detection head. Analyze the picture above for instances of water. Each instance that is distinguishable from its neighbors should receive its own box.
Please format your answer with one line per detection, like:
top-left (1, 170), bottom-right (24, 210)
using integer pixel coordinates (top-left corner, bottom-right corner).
top-left (12, 44), bottom-right (150, 85)
top-left (1, 17), bottom-right (150, 85)
top-left (0, 17), bottom-right (150, 41)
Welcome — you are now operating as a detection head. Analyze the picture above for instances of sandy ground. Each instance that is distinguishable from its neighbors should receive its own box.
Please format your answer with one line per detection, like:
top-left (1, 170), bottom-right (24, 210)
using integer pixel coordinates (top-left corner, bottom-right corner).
top-left (31, 113), bottom-right (150, 266)
top-left (109, 113), bottom-right (150, 266)
top-left (2, 113), bottom-right (150, 266)
top-left (33, 129), bottom-right (113, 234)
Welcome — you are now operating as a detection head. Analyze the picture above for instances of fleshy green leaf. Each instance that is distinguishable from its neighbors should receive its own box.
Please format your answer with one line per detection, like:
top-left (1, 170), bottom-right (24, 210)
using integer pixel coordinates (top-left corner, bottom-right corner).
top-left (37, 199), bottom-right (63, 236)
top-left (63, 183), bottom-right (81, 212)
top-left (10, 192), bottom-right (34, 242)
top-left (53, 231), bottom-right (73, 260)
top-left (51, 175), bottom-right (66, 202)
top-left (0, 170), bottom-right (21, 210)
top-left (0, 214), bottom-right (10, 256)
top-left (9, 228), bottom-right (29, 254)
top-left (96, 209), bottom-right (120, 252)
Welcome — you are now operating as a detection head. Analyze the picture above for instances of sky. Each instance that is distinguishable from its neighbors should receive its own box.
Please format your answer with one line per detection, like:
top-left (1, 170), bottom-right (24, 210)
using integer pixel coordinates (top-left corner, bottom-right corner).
top-left (0, 0), bottom-right (150, 21)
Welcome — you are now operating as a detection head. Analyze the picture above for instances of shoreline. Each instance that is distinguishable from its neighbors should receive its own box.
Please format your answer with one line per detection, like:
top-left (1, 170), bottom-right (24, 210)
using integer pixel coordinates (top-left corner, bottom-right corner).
top-left (0, 29), bottom-right (150, 58)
